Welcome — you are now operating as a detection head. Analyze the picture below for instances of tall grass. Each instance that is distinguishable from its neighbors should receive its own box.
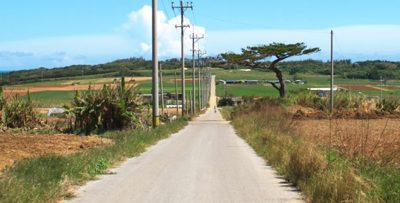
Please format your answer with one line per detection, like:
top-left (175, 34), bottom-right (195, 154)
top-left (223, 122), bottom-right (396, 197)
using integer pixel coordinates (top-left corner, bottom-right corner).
top-left (227, 100), bottom-right (385, 202)
top-left (0, 119), bottom-right (187, 203)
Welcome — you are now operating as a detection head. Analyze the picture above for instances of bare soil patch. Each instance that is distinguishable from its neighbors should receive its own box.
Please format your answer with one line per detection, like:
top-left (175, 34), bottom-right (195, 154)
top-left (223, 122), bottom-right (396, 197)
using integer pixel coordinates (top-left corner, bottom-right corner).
top-left (338, 84), bottom-right (387, 91)
top-left (0, 133), bottom-right (112, 172)
top-left (292, 119), bottom-right (400, 166)
top-left (61, 77), bottom-right (152, 85)
top-left (384, 85), bottom-right (400, 90)
top-left (3, 83), bottom-right (137, 97)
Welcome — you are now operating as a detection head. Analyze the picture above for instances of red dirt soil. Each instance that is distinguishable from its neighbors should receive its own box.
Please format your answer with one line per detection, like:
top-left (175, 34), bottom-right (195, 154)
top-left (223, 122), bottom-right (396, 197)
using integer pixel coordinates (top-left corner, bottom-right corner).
top-left (338, 84), bottom-right (387, 91)
top-left (0, 133), bottom-right (112, 172)
top-left (2, 77), bottom-right (150, 97)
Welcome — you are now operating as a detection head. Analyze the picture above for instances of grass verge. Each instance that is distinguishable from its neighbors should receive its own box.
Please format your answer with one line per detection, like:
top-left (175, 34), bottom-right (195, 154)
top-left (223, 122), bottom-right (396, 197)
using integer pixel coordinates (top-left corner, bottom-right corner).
top-left (224, 100), bottom-right (399, 202)
top-left (0, 119), bottom-right (188, 203)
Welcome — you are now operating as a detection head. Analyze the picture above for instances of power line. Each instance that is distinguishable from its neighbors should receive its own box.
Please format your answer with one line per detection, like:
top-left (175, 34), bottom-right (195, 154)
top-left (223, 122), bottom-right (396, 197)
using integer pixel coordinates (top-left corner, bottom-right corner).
top-left (160, 0), bottom-right (172, 20)
top-left (172, 0), bottom-right (192, 117)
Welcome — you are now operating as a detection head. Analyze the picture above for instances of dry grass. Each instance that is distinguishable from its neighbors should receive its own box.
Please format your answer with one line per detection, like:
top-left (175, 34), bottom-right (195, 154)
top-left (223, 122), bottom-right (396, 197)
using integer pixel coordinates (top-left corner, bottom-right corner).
top-left (293, 119), bottom-right (400, 166)
top-left (0, 133), bottom-right (112, 172)
top-left (229, 102), bottom-right (378, 202)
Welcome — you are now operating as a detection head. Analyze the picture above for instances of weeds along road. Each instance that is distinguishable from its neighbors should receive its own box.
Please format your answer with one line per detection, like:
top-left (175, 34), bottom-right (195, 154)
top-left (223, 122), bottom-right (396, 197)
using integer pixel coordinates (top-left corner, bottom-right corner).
top-left (67, 76), bottom-right (303, 203)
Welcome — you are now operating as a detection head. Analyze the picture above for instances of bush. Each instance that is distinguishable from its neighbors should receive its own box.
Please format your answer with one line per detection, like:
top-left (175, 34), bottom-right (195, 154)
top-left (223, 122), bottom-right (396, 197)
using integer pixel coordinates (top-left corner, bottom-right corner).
top-left (218, 97), bottom-right (234, 106)
top-left (2, 92), bottom-right (36, 128)
top-left (65, 77), bottom-right (147, 135)
top-left (378, 96), bottom-right (400, 112)
top-left (288, 91), bottom-right (365, 111)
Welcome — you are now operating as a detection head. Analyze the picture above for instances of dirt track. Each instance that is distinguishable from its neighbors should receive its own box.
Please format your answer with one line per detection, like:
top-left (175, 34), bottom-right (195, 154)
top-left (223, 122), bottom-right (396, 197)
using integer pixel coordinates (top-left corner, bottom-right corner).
top-left (0, 133), bottom-right (112, 172)
top-left (338, 84), bottom-right (387, 91)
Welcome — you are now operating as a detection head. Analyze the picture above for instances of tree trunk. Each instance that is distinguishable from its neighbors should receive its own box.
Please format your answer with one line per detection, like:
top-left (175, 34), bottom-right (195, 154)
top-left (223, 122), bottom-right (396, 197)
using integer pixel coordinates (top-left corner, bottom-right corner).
top-left (275, 69), bottom-right (286, 98)
top-left (269, 60), bottom-right (286, 98)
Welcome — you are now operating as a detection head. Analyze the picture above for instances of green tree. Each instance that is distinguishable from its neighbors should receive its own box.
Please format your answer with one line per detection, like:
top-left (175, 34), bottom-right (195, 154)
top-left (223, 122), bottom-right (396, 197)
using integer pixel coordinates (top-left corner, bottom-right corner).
top-left (222, 43), bottom-right (320, 98)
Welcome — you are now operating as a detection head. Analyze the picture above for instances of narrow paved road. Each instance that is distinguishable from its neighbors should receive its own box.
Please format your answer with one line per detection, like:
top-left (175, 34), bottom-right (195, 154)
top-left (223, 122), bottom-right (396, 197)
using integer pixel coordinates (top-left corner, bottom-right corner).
top-left (68, 76), bottom-right (303, 203)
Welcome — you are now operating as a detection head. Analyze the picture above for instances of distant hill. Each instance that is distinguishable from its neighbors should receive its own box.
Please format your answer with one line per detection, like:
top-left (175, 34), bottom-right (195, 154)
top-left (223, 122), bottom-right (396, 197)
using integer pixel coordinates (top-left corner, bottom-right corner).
top-left (2, 57), bottom-right (400, 86)
top-left (0, 57), bottom-right (182, 85)
top-left (219, 59), bottom-right (400, 81)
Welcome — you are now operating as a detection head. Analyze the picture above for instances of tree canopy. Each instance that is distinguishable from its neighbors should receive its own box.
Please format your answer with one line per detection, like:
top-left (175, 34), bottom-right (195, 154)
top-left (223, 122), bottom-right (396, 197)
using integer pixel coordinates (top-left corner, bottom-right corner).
top-left (222, 43), bottom-right (320, 97)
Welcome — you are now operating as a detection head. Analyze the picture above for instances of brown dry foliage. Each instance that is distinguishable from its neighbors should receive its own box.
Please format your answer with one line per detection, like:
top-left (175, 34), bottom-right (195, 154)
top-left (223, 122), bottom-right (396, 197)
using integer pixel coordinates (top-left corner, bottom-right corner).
top-left (293, 119), bottom-right (400, 166)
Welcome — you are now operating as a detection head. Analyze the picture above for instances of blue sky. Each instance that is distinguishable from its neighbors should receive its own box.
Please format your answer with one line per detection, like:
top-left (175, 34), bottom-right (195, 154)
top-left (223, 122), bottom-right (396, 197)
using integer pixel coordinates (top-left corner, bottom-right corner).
top-left (1, 0), bottom-right (400, 70)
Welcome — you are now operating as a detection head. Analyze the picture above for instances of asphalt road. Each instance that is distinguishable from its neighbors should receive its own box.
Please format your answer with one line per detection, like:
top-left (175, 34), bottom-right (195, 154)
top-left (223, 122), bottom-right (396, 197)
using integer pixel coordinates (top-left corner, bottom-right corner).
top-left (67, 76), bottom-right (303, 203)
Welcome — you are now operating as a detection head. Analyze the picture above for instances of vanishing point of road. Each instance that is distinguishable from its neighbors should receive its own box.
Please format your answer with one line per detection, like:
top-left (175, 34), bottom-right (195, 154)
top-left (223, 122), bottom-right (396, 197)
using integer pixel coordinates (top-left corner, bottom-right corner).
top-left (68, 76), bottom-right (303, 203)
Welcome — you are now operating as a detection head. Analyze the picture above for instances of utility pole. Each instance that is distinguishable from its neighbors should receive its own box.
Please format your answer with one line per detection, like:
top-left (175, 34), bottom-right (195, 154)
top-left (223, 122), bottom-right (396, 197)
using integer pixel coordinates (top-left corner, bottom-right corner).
top-left (190, 32), bottom-right (204, 114)
top-left (174, 71), bottom-right (179, 116)
top-left (197, 50), bottom-right (206, 110)
top-left (152, 0), bottom-right (160, 128)
top-left (330, 30), bottom-right (334, 114)
top-left (160, 62), bottom-right (165, 115)
top-left (172, 0), bottom-right (192, 117)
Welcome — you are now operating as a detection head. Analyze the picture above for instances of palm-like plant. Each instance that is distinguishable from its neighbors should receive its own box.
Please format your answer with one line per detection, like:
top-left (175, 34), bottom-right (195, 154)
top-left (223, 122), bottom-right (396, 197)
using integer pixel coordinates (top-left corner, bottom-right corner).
top-left (66, 77), bottom-right (145, 135)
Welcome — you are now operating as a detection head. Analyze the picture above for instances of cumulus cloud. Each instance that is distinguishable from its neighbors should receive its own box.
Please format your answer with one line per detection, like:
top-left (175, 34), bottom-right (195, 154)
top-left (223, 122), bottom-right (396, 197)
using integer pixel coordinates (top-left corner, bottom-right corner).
top-left (122, 5), bottom-right (206, 57)
top-left (0, 5), bottom-right (206, 70)
top-left (1, 4), bottom-right (400, 70)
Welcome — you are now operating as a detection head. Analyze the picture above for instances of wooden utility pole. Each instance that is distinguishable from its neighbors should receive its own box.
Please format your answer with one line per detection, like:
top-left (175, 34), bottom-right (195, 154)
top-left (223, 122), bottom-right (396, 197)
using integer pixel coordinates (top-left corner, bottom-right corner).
top-left (172, 0), bottom-right (192, 117)
top-left (330, 30), bottom-right (334, 114)
top-left (152, 0), bottom-right (160, 127)
top-left (159, 63), bottom-right (165, 114)
top-left (174, 71), bottom-right (179, 116)
top-left (190, 32), bottom-right (204, 115)
top-left (196, 50), bottom-right (206, 110)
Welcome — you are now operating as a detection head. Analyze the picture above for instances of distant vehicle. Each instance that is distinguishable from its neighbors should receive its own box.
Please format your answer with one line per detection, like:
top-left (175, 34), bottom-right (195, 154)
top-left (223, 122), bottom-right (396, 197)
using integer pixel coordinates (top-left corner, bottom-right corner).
top-left (244, 80), bottom-right (258, 85)
top-left (218, 80), bottom-right (226, 85)
top-left (294, 80), bottom-right (306, 85)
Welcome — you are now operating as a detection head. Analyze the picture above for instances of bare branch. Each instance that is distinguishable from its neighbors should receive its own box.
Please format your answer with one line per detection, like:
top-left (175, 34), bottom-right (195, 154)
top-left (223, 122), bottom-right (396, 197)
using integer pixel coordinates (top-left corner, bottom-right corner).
top-left (267, 82), bottom-right (280, 91)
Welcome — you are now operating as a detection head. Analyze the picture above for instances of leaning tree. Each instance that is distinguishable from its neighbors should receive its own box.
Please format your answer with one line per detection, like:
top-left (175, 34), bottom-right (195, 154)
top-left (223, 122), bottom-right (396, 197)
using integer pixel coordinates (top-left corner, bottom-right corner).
top-left (222, 43), bottom-right (320, 98)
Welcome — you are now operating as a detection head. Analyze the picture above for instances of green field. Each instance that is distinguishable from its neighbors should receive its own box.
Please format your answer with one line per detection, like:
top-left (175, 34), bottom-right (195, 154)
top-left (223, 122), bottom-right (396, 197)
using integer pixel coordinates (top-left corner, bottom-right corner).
top-left (23, 91), bottom-right (77, 108)
top-left (212, 68), bottom-right (400, 97)
top-left (11, 68), bottom-right (400, 107)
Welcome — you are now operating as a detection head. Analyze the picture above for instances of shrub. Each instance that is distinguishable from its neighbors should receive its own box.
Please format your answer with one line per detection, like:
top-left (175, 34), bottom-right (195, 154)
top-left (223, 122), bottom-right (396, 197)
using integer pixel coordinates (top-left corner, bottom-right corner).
top-left (378, 96), bottom-right (400, 112)
top-left (218, 97), bottom-right (234, 106)
top-left (65, 77), bottom-right (147, 135)
top-left (2, 92), bottom-right (36, 128)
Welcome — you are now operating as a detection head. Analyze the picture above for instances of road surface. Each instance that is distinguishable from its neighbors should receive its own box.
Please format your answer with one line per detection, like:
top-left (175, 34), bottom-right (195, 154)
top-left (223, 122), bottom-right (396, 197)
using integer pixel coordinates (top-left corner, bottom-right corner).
top-left (68, 76), bottom-right (303, 203)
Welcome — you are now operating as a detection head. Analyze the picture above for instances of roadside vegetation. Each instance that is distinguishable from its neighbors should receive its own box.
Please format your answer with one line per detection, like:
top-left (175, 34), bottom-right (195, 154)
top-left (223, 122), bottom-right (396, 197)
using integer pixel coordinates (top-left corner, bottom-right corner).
top-left (0, 76), bottom-right (189, 202)
top-left (65, 78), bottom-right (149, 135)
top-left (0, 118), bottom-right (187, 202)
top-left (222, 97), bottom-right (400, 202)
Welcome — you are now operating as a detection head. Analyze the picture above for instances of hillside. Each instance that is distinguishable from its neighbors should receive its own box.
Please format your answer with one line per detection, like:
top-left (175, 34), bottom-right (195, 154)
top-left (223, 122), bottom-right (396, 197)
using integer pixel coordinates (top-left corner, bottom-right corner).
top-left (2, 57), bottom-right (400, 86)
top-left (0, 57), bottom-right (181, 85)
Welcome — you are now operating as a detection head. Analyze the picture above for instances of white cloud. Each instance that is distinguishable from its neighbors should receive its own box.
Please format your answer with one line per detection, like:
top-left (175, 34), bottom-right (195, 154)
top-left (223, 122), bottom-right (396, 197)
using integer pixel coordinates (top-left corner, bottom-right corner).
top-left (122, 5), bottom-right (206, 57)
top-left (0, 4), bottom-right (399, 71)
top-left (0, 5), bottom-right (206, 70)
